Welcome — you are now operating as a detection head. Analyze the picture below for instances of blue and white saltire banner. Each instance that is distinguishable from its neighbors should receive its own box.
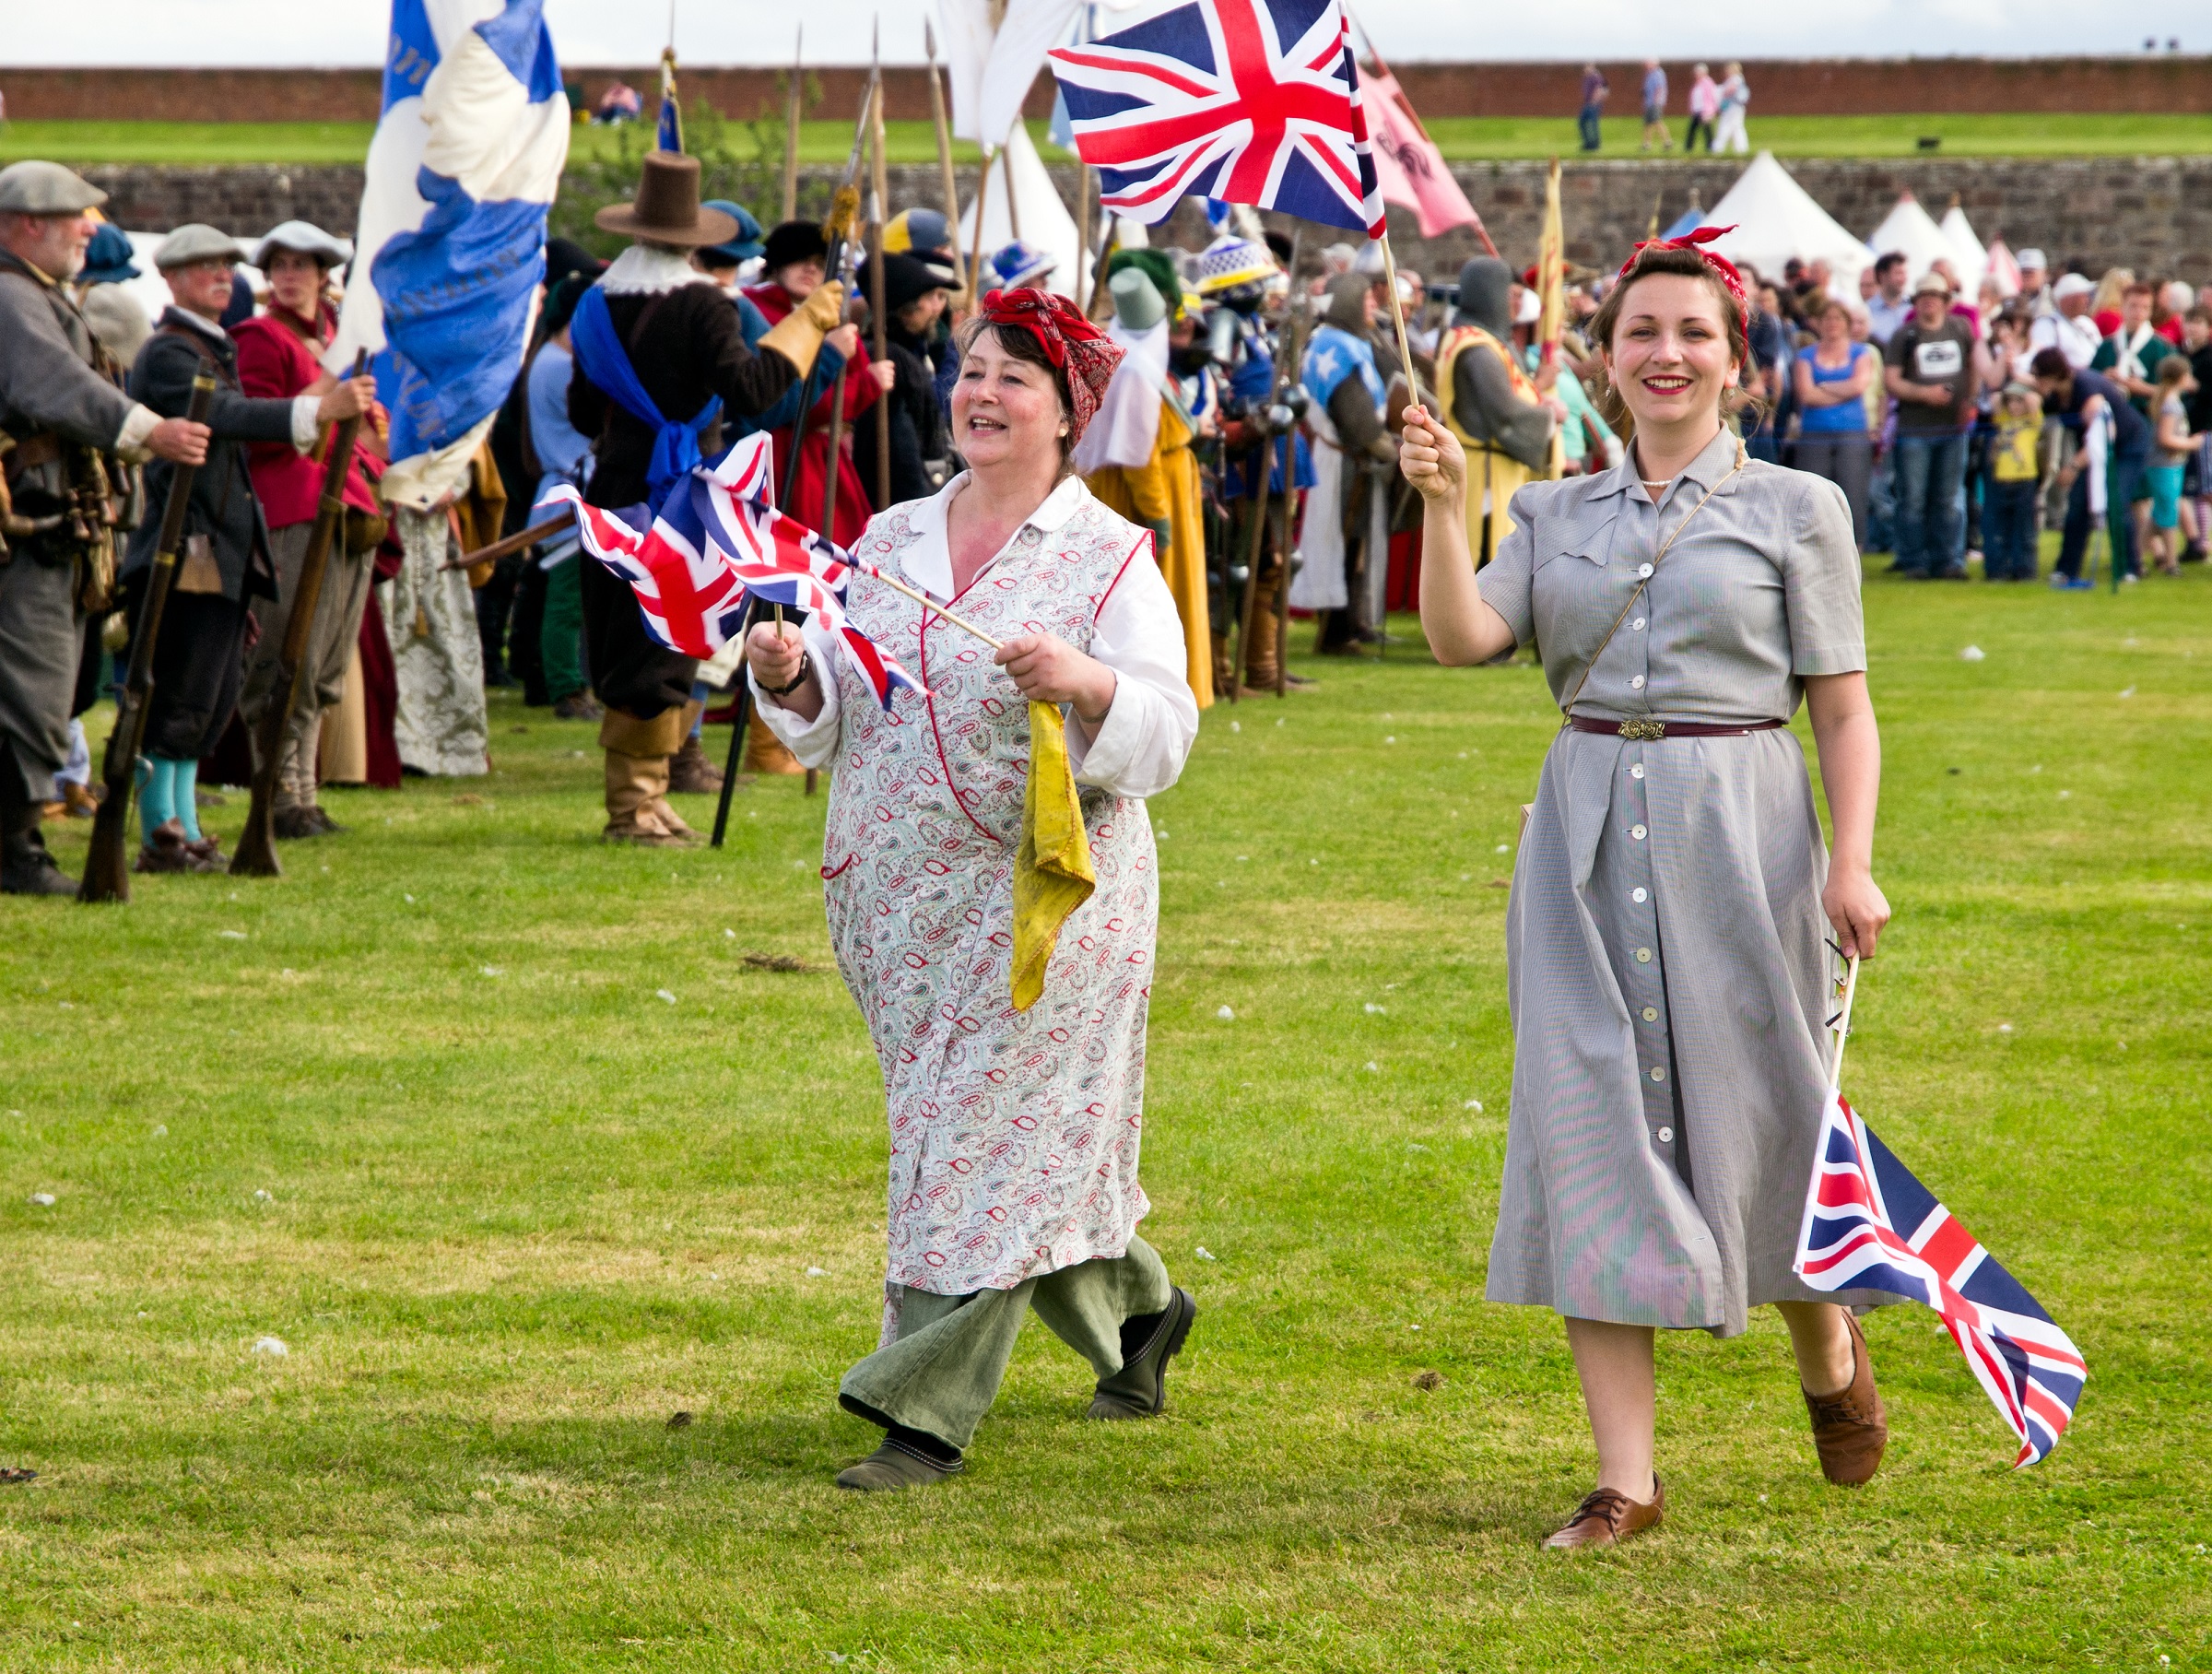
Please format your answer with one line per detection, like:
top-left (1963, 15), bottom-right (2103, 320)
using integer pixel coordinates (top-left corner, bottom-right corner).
top-left (656, 49), bottom-right (684, 153)
top-left (330, 0), bottom-right (570, 508)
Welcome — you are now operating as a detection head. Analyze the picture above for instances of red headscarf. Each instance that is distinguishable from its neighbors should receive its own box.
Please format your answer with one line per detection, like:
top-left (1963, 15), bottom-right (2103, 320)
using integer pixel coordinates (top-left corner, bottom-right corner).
top-left (1615, 225), bottom-right (1749, 318)
top-left (975, 287), bottom-right (1124, 444)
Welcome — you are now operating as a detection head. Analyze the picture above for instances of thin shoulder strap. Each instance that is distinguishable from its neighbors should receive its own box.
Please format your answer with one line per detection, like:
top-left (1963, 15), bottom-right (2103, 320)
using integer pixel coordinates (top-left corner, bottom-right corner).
top-left (1556, 441), bottom-right (1747, 723)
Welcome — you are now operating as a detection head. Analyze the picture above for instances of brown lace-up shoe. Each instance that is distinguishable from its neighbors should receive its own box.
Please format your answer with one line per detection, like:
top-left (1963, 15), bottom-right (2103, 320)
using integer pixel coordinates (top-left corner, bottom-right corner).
top-left (1805, 1312), bottom-right (1888, 1486)
top-left (1543, 1474), bottom-right (1665, 1550)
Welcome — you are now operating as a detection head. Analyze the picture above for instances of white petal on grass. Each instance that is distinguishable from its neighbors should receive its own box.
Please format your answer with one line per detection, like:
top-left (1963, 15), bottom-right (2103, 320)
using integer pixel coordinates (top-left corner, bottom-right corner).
top-left (2119, 686), bottom-right (2136, 698)
top-left (252, 1336), bottom-right (288, 1357)
top-left (29, 1193), bottom-right (55, 1207)
top-left (806, 1267), bottom-right (828, 1278)
top-left (1959, 645), bottom-right (1986, 662)
top-left (1384, 736), bottom-right (1396, 744)
top-left (1997, 1023), bottom-right (2014, 1033)
top-left (1364, 1003), bottom-right (1386, 1014)
top-left (1495, 843), bottom-right (1510, 853)
top-left (480, 966), bottom-right (503, 978)
top-left (151, 1125), bottom-right (167, 1138)
top-left (253, 1189), bottom-right (273, 1202)
top-left (218, 930), bottom-right (248, 941)
top-left (1194, 1247), bottom-right (1217, 1261)
top-left (724, 928), bottom-right (736, 938)
top-left (1217, 1005), bottom-right (1235, 1020)
top-left (1365, 1061), bottom-right (1382, 1073)
top-left (1465, 1099), bottom-right (1485, 1113)
top-left (656, 989), bottom-right (678, 1005)
top-left (1230, 721), bottom-right (1241, 733)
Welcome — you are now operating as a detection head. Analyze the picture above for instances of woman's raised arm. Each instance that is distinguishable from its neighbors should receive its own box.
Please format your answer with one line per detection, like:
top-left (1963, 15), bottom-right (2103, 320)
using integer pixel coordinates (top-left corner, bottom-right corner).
top-left (1400, 405), bottom-right (1518, 666)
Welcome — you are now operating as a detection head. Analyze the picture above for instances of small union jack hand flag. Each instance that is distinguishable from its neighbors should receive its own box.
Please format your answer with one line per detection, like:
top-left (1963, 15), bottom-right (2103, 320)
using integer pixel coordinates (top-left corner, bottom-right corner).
top-left (541, 435), bottom-right (924, 712)
top-left (1049, 0), bottom-right (1384, 237)
top-left (1795, 1090), bottom-right (2086, 1467)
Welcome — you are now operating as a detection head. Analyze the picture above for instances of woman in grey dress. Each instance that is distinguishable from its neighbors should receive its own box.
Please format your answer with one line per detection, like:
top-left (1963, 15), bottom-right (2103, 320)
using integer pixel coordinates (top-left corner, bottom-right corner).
top-left (1401, 238), bottom-right (1895, 1550)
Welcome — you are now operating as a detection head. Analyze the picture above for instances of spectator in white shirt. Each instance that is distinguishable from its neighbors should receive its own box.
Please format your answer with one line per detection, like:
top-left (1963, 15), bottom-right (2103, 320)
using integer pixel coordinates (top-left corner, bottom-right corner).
top-left (2029, 273), bottom-right (2101, 371)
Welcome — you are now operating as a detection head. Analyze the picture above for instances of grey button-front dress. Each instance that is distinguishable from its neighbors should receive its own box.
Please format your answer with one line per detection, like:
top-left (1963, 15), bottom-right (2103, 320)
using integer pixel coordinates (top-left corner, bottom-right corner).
top-left (1477, 429), bottom-right (1889, 1337)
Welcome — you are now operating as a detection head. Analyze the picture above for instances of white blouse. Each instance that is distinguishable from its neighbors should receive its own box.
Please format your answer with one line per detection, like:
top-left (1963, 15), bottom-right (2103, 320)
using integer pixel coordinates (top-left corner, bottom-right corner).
top-left (751, 473), bottom-right (1200, 799)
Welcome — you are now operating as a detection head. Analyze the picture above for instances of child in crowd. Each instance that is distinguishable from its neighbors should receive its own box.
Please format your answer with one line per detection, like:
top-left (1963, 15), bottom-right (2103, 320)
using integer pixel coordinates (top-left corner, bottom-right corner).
top-left (1983, 382), bottom-right (2045, 581)
top-left (2147, 355), bottom-right (2202, 577)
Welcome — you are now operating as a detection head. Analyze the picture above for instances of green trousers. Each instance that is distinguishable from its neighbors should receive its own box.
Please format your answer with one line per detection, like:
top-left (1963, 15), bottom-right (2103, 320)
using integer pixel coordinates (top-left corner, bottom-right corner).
top-left (541, 552), bottom-right (586, 703)
top-left (840, 1236), bottom-right (1173, 1451)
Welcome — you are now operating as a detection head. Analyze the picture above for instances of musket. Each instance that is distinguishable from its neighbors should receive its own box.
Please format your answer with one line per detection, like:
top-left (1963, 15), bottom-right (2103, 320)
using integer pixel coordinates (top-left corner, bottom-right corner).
top-left (78, 370), bottom-right (217, 903)
top-left (230, 350), bottom-right (372, 878)
top-left (1231, 228), bottom-right (1303, 701)
top-left (776, 63), bottom-right (877, 516)
top-left (440, 507), bottom-right (572, 572)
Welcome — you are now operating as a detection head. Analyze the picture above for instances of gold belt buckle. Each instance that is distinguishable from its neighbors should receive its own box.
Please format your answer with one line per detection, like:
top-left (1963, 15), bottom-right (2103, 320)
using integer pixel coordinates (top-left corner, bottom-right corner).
top-left (1618, 718), bottom-right (1666, 741)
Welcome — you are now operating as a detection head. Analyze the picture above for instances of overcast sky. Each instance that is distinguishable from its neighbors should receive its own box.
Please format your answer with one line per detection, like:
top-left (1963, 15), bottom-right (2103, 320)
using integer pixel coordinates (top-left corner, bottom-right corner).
top-left (10, 0), bottom-right (2195, 67)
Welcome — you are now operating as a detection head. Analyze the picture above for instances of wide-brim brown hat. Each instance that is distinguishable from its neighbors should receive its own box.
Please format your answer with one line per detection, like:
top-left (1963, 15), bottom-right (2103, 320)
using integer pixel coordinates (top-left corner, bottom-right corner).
top-left (594, 151), bottom-right (738, 248)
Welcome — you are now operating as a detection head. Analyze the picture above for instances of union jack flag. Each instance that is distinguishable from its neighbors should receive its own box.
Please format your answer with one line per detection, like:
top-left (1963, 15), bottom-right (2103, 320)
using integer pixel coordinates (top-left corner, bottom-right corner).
top-left (1795, 1093), bottom-right (2086, 1466)
top-left (540, 435), bottom-right (924, 710)
top-left (1048, 0), bottom-right (1384, 237)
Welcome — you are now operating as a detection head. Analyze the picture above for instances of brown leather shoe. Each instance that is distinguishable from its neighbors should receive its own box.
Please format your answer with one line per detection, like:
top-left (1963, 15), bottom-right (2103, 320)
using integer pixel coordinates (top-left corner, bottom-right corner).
top-left (1543, 1474), bottom-right (1665, 1550)
top-left (666, 735), bottom-right (724, 795)
top-left (133, 819), bottom-right (199, 874)
top-left (1805, 1312), bottom-right (1888, 1486)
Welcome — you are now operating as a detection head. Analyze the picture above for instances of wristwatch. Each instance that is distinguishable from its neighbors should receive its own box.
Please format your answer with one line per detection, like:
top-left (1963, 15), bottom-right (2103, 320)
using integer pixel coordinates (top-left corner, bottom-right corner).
top-left (767, 651), bottom-right (812, 698)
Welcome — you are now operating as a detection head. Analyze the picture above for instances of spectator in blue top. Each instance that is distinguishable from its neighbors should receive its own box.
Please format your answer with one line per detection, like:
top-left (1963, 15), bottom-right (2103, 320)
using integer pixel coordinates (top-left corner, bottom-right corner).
top-left (1793, 297), bottom-right (1877, 548)
top-left (1640, 62), bottom-right (1673, 153)
top-left (1578, 65), bottom-right (1608, 152)
top-left (2030, 347), bottom-right (2152, 587)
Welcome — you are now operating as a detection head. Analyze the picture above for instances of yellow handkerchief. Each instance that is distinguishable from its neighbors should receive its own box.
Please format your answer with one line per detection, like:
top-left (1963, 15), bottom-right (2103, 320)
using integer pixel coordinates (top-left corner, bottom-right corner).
top-left (1011, 701), bottom-right (1097, 1011)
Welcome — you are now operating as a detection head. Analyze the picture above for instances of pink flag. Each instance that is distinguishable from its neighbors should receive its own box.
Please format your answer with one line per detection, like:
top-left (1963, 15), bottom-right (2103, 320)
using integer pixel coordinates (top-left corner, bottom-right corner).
top-left (1360, 65), bottom-right (1481, 240)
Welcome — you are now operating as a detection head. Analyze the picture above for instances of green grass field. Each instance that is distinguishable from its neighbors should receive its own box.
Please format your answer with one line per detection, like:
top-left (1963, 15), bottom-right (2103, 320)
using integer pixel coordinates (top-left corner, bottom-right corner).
top-left (5, 112), bottom-right (2209, 168)
top-left (3, 560), bottom-right (2208, 1670)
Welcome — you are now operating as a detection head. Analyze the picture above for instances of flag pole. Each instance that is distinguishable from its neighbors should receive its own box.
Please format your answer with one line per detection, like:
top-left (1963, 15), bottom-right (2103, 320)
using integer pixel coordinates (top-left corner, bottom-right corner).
top-left (1376, 226), bottom-right (1423, 407)
top-left (924, 18), bottom-right (969, 302)
top-left (782, 27), bottom-right (803, 220)
top-left (872, 569), bottom-right (1004, 649)
top-left (1828, 954), bottom-right (1862, 1091)
top-left (966, 148), bottom-right (995, 310)
top-left (868, 64), bottom-right (892, 512)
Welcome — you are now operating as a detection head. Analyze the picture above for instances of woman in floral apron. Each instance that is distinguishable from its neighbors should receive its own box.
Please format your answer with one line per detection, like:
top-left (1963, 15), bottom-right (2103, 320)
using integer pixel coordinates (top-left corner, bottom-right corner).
top-left (747, 289), bottom-right (1202, 1491)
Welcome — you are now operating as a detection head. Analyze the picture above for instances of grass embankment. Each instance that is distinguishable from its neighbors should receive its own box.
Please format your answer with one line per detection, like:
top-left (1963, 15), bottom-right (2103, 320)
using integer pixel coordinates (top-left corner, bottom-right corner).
top-left (2, 561), bottom-right (2207, 1669)
top-left (4, 112), bottom-right (2209, 168)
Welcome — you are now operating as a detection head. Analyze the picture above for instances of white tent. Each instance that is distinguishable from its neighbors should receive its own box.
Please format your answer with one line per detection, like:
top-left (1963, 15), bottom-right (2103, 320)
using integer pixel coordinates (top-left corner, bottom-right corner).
top-left (959, 121), bottom-right (1088, 301)
top-left (1865, 193), bottom-right (1956, 289)
top-left (1697, 152), bottom-right (1872, 291)
top-left (1937, 202), bottom-right (1990, 299)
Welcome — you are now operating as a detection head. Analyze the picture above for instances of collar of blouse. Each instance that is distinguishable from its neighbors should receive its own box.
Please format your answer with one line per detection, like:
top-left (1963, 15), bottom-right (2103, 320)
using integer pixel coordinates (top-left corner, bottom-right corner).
top-left (1593, 426), bottom-right (1746, 509)
top-left (897, 470), bottom-right (1091, 599)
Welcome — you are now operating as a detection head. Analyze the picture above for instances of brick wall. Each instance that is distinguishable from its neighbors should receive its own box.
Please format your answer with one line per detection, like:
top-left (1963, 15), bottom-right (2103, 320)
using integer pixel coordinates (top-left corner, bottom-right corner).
top-left (77, 154), bottom-right (2212, 286)
top-left (8, 55), bottom-right (2210, 124)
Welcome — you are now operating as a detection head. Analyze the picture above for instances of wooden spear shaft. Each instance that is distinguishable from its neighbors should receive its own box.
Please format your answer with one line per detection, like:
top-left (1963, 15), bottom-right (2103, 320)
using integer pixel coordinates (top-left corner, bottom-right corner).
top-left (782, 27), bottom-right (802, 221)
top-left (924, 18), bottom-right (968, 302)
top-left (869, 75), bottom-right (891, 513)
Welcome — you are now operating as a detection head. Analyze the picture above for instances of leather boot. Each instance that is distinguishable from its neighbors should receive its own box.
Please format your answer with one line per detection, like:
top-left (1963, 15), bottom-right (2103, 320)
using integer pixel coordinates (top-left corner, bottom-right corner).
top-left (1, 828), bottom-right (76, 896)
top-left (1241, 604), bottom-right (1280, 693)
top-left (1087, 1288), bottom-right (1197, 1420)
top-left (1804, 1312), bottom-right (1888, 1486)
top-left (1210, 632), bottom-right (1234, 695)
top-left (665, 701), bottom-right (724, 794)
top-left (742, 713), bottom-right (805, 776)
top-left (133, 818), bottom-right (199, 874)
top-left (603, 749), bottom-right (699, 846)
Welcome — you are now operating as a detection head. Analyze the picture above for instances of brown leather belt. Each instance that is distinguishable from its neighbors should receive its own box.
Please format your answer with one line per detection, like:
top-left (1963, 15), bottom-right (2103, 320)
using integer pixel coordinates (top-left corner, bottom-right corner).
top-left (1569, 715), bottom-right (1784, 740)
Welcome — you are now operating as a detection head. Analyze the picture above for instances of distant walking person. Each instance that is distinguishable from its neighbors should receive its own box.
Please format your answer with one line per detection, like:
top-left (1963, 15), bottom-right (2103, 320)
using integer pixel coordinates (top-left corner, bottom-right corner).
top-left (1713, 63), bottom-right (1751, 155)
top-left (1640, 61), bottom-right (1673, 152)
top-left (1578, 64), bottom-right (1609, 153)
top-left (1685, 64), bottom-right (1720, 152)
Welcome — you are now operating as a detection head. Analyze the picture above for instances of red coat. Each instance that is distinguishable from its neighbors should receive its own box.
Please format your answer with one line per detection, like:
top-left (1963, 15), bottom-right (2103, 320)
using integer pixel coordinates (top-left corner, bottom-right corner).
top-left (742, 282), bottom-right (881, 548)
top-left (232, 305), bottom-right (382, 529)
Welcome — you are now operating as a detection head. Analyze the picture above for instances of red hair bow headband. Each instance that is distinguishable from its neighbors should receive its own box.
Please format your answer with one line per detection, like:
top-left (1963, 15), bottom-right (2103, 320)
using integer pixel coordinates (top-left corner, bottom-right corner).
top-left (1616, 224), bottom-right (1749, 316)
top-left (976, 287), bottom-right (1124, 443)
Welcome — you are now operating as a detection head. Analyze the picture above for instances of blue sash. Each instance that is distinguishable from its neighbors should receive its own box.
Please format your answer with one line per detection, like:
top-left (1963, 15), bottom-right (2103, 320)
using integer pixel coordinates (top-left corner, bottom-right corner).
top-left (569, 285), bottom-right (721, 496)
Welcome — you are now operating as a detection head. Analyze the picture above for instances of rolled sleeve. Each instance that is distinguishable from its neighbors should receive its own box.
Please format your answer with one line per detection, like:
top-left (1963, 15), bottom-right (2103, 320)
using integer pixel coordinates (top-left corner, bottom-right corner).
top-left (289, 395), bottom-right (322, 452)
top-left (114, 402), bottom-right (162, 461)
top-left (1477, 487), bottom-right (1541, 647)
top-left (1784, 475), bottom-right (1866, 675)
top-left (1066, 545), bottom-right (1199, 799)
top-left (746, 615), bottom-right (845, 769)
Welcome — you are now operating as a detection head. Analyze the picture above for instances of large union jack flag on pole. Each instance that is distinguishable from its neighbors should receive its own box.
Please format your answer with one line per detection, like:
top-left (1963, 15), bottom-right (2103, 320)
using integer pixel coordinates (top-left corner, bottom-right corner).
top-left (1047, 0), bottom-right (1383, 236)
top-left (1794, 978), bottom-right (2085, 1467)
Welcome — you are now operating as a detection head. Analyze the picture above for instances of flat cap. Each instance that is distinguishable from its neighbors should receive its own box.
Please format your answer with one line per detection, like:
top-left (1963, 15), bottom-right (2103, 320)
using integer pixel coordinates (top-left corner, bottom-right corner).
top-left (252, 219), bottom-right (351, 270)
top-left (154, 223), bottom-right (251, 271)
top-left (0, 160), bottom-right (108, 216)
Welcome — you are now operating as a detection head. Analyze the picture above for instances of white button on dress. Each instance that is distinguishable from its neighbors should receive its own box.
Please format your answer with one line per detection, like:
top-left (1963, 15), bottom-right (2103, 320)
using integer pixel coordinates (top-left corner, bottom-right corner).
top-left (1650, 1066), bottom-right (1666, 1083)
top-left (1634, 947), bottom-right (1653, 963)
top-left (1630, 823), bottom-right (1646, 840)
top-left (1630, 675), bottom-right (1645, 690)
top-left (1641, 1007), bottom-right (1659, 1022)
top-left (1630, 764), bottom-right (1645, 779)
top-left (1656, 1126), bottom-right (1674, 1143)
top-left (1631, 887), bottom-right (1648, 902)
